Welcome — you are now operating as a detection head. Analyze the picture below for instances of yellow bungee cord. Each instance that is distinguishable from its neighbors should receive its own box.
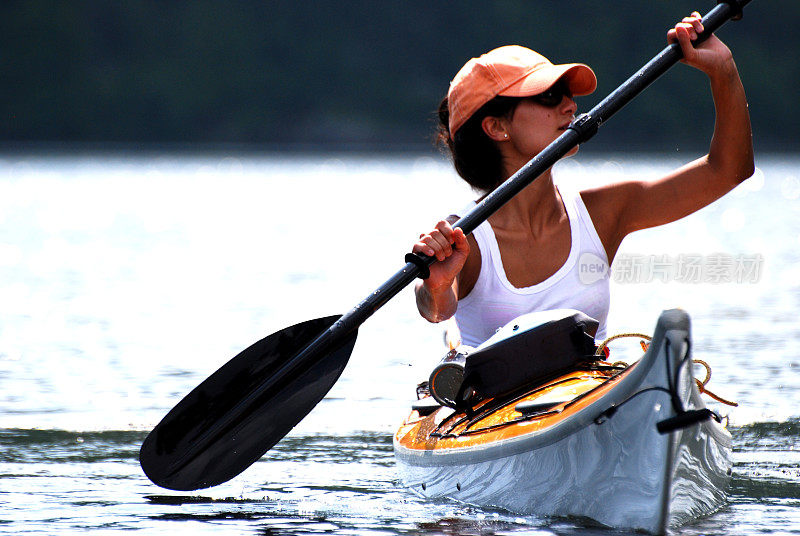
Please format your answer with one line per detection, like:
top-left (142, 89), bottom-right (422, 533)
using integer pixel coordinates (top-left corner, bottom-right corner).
top-left (594, 332), bottom-right (738, 407)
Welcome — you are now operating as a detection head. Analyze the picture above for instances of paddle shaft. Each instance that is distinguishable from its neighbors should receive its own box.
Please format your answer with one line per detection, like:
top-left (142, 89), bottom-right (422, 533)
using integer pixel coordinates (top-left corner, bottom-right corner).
top-left (325, 0), bottom-right (749, 337)
top-left (140, 0), bottom-right (756, 492)
top-left (142, 0), bottom-right (755, 491)
top-left (164, 0), bottom-right (750, 466)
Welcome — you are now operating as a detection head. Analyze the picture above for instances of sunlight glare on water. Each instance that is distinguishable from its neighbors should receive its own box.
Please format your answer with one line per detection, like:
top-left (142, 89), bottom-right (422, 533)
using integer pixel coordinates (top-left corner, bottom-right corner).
top-left (0, 153), bottom-right (798, 535)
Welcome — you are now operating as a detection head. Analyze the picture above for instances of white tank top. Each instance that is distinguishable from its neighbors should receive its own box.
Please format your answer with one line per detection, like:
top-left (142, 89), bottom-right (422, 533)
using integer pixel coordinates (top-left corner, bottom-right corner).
top-left (454, 186), bottom-right (610, 347)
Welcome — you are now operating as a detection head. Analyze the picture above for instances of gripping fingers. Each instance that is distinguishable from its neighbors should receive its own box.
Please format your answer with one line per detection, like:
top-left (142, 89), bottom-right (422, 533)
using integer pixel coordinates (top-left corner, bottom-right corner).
top-left (681, 12), bottom-right (704, 39)
top-left (413, 221), bottom-right (456, 261)
top-left (668, 12), bottom-right (703, 44)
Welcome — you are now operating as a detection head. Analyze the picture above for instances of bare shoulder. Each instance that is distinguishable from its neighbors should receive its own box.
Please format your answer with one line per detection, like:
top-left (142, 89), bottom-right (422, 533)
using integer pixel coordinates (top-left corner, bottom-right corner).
top-left (580, 180), bottom-right (640, 210)
top-left (579, 181), bottom-right (641, 262)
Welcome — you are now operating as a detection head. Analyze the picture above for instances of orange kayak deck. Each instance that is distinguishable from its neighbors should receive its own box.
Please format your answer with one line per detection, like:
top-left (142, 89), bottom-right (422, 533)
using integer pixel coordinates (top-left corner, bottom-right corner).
top-left (395, 365), bottom-right (632, 452)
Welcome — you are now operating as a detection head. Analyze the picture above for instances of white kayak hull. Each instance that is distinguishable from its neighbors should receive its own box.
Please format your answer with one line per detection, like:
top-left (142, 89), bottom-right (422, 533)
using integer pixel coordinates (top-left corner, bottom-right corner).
top-left (394, 309), bottom-right (732, 534)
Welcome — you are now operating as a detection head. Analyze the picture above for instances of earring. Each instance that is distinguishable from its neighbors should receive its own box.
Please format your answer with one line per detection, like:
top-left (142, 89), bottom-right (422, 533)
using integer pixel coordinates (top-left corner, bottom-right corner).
top-left (503, 133), bottom-right (508, 139)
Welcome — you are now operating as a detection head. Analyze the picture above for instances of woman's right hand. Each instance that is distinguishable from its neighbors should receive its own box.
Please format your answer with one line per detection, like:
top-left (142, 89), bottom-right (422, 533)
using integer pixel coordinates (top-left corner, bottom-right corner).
top-left (412, 220), bottom-right (470, 292)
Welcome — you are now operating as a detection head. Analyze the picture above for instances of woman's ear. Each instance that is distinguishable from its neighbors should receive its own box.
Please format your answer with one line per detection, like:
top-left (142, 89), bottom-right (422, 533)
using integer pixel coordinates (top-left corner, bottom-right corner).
top-left (481, 116), bottom-right (509, 142)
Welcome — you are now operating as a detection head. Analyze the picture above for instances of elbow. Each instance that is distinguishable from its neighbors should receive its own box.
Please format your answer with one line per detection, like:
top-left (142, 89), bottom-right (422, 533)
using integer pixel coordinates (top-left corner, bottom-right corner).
top-left (733, 135), bottom-right (756, 185)
top-left (733, 147), bottom-right (756, 184)
top-left (419, 298), bottom-right (457, 323)
top-left (732, 158), bottom-right (755, 186)
top-left (708, 150), bottom-right (755, 187)
top-left (426, 312), bottom-right (452, 324)
top-left (742, 159), bottom-right (756, 182)
top-left (419, 306), bottom-right (454, 324)
top-left (415, 282), bottom-right (456, 324)
top-left (721, 166), bottom-right (754, 191)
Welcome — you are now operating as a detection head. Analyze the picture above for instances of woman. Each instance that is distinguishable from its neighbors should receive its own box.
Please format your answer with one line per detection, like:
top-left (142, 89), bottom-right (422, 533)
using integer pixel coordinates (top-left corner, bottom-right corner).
top-left (412, 13), bottom-right (754, 347)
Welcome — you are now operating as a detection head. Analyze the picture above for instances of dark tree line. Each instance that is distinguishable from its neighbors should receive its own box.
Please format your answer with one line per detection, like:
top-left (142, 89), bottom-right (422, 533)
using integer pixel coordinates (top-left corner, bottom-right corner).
top-left (1, 1), bottom-right (795, 153)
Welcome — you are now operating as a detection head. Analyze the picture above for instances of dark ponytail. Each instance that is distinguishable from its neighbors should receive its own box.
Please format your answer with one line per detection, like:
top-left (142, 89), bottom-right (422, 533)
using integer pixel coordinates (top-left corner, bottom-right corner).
top-left (436, 95), bottom-right (522, 193)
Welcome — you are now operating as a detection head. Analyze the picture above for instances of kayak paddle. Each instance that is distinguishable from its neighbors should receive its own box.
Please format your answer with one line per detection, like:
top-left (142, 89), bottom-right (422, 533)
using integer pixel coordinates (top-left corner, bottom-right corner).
top-left (140, 0), bottom-right (751, 491)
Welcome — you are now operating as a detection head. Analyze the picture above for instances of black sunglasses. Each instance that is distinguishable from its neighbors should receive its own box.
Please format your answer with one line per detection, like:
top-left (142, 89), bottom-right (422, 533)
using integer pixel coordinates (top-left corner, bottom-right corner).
top-left (528, 79), bottom-right (573, 107)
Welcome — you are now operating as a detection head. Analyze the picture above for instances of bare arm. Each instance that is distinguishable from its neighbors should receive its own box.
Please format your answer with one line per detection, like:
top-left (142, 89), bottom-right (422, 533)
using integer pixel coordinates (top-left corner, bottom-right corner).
top-left (412, 219), bottom-right (471, 323)
top-left (584, 13), bottom-right (755, 261)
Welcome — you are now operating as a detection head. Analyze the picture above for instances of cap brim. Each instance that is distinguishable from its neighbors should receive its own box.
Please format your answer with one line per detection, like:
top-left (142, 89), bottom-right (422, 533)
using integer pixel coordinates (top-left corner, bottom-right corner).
top-left (499, 63), bottom-right (597, 98)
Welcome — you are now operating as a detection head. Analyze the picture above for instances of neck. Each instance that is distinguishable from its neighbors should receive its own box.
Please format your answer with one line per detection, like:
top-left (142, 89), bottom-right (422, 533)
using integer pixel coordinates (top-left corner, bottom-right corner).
top-left (485, 168), bottom-right (564, 233)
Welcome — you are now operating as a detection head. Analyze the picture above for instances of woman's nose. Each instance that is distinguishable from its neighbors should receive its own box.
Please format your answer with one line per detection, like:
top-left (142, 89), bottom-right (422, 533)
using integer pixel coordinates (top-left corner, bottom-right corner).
top-left (561, 96), bottom-right (578, 115)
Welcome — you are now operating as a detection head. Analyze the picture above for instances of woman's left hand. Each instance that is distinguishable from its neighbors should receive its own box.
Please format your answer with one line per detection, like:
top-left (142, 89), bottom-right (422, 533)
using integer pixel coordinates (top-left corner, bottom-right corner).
top-left (667, 12), bottom-right (734, 77)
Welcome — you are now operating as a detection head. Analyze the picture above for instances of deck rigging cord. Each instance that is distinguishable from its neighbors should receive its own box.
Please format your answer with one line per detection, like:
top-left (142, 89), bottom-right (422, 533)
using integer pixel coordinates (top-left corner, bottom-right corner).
top-left (594, 332), bottom-right (737, 407)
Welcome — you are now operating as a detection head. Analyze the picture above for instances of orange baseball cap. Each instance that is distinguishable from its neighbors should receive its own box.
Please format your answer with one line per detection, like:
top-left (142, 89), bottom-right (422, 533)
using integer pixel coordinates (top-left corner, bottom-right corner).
top-left (447, 45), bottom-right (597, 138)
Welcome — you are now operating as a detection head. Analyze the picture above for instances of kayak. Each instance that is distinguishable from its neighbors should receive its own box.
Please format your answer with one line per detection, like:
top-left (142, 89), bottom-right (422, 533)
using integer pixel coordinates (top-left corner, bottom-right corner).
top-left (393, 309), bottom-right (732, 535)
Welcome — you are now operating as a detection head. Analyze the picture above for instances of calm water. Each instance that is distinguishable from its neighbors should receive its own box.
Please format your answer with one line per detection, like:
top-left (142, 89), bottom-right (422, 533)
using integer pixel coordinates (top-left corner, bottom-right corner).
top-left (0, 153), bottom-right (798, 535)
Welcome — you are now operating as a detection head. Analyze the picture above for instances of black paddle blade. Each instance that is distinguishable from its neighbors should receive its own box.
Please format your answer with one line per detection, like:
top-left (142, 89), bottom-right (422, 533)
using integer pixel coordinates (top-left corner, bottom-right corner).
top-left (139, 315), bottom-right (357, 491)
